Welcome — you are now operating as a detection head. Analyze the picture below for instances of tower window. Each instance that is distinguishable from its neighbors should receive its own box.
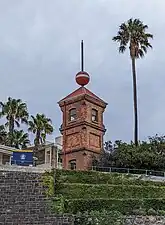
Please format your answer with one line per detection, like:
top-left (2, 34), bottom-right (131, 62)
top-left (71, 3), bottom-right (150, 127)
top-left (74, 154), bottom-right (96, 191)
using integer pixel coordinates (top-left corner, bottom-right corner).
top-left (69, 159), bottom-right (76, 170)
top-left (69, 108), bottom-right (76, 121)
top-left (92, 109), bottom-right (98, 122)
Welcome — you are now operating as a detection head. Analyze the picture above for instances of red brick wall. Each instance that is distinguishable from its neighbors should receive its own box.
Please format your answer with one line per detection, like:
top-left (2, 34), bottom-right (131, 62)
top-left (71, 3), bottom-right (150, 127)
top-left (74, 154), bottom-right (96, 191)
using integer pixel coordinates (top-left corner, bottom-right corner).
top-left (59, 95), bottom-right (106, 170)
top-left (63, 150), bottom-right (98, 170)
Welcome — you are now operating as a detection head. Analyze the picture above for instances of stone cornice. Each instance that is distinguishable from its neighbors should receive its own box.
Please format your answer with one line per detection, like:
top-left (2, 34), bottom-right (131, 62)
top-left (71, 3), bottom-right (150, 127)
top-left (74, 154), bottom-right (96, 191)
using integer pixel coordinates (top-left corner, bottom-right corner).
top-left (58, 94), bottom-right (107, 108)
top-left (60, 120), bottom-right (106, 133)
top-left (60, 147), bottom-right (100, 155)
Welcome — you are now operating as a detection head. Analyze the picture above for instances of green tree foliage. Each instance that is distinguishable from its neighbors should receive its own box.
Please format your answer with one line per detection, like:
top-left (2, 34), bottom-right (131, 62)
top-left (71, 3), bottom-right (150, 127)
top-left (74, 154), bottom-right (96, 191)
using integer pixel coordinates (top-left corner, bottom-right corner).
top-left (74, 210), bottom-right (123, 225)
top-left (0, 97), bottom-right (29, 146)
top-left (0, 98), bottom-right (54, 149)
top-left (0, 125), bottom-right (7, 145)
top-left (95, 135), bottom-right (165, 170)
top-left (113, 18), bottom-right (153, 146)
top-left (28, 113), bottom-right (53, 146)
top-left (11, 130), bottom-right (30, 149)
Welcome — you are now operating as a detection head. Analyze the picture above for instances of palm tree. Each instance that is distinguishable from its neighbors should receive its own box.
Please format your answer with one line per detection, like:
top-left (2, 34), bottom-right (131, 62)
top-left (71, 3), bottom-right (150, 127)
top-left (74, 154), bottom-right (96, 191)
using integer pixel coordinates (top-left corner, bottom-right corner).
top-left (0, 97), bottom-right (29, 146)
top-left (12, 130), bottom-right (30, 149)
top-left (28, 114), bottom-right (53, 154)
top-left (0, 125), bottom-right (7, 145)
top-left (112, 18), bottom-right (153, 146)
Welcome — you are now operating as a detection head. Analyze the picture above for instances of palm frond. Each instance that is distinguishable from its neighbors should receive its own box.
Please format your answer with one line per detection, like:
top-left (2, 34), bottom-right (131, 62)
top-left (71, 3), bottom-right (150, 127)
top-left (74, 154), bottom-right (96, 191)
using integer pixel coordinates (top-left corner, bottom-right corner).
top-left (119, 45), bottom-right (126, 53)
top-left (113, 18), bottom-right (153, 59)
top-left (145, 33), bottom-right (153, 39)
top-left (0, 102), bottom-right (4, 107)
top-left (112, 35), bottom-right (122, 42)
top-left (12, 129), bottom-right (30, 149)
top-left (15, 120), bottom-right (20, 128)
top-left (141, 45), bottom-right (147, 53)
top-left (137, 49), bottom-right (145, 58)
top-left (28, 113), bottom-right (53, 145)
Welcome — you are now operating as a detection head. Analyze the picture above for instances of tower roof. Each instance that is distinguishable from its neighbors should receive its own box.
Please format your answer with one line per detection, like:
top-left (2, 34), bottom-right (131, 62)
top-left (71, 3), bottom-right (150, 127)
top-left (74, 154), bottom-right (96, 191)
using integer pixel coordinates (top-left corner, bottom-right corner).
top-left (58, 86), bottom-right (107, 105)
top-left (58, 41), bottom-right (107, 107)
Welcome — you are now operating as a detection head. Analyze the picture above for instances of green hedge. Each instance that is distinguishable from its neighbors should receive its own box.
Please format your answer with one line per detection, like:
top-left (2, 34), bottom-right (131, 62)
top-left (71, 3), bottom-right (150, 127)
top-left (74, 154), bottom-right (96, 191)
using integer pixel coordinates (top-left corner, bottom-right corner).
top-left (55, 169), bottom-right (165, 186)
top-left (62, 198), bottom-right (165, 214)
top-left (57, 183), bottom-right (165, 199)
top-left (44, 170), bottom-right (165, 215)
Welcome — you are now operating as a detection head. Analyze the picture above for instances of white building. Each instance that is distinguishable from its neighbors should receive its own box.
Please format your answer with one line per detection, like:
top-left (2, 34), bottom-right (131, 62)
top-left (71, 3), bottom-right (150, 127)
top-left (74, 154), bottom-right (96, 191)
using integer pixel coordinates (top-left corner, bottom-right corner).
top-left (32, 136), bottom-right (63, 169)
top-left (0, 145), bottom-right (15, 165)
top-left (0, 136), bottom-right (63, 169)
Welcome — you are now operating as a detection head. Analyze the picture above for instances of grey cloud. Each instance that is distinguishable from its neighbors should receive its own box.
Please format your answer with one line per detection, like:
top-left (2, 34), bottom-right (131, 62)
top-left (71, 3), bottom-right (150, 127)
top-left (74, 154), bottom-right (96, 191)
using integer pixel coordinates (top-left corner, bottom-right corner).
top-left (0, 0), bottom-right (165, 142)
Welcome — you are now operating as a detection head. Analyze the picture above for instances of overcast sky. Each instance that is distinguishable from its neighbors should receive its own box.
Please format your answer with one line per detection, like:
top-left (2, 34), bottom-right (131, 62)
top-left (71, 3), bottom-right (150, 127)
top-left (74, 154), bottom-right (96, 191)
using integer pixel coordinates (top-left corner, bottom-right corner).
top-left (0, 0), bottom-right (164, 142)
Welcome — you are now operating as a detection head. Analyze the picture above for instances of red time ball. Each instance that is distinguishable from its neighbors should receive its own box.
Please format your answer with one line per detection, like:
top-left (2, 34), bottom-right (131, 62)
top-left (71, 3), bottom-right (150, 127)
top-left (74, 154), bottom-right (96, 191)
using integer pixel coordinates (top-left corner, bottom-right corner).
top-left (75, 71), bottom-right (90, 86)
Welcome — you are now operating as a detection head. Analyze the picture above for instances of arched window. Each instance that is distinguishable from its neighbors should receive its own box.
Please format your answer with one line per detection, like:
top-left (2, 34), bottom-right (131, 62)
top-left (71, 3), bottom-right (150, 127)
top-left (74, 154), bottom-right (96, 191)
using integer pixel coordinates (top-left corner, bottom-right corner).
top-left (91, 109), bottom-right (98, 122)
top-left (69, 159), bottom-right (76, 170)
top-left (69, 108), bottom-right (77, 121)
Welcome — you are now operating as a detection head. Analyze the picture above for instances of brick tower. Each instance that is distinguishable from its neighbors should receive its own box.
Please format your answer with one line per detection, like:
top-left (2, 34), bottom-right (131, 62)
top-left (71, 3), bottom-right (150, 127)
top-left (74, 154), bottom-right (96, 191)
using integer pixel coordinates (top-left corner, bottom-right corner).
top-left (58, 41), bottom-right (107, 170)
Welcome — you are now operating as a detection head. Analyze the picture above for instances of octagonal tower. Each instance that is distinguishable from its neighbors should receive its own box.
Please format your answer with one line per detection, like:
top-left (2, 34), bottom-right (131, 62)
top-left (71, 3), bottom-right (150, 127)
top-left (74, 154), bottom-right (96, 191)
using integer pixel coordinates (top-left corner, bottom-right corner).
top-left (58, 41), bottom-right (107, 170)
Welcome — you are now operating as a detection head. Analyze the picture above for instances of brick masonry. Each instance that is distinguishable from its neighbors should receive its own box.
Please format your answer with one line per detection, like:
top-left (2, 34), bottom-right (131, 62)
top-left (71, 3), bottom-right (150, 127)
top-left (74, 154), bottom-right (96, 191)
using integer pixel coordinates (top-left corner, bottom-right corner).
top-left (0, 166), bottom-right (73, 225)
top-left (59, 93), bottom-right (107, 170)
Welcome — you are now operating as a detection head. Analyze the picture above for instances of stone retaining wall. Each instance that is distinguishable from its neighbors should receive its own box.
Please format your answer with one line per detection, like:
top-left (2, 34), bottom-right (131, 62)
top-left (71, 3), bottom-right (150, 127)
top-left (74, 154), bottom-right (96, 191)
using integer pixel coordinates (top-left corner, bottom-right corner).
top-left (1, 166), bottom-right (165, 225)
top-left (0, 166), bottom-right (73, 225)
top-left (125, 216), bottom-right (165, 225)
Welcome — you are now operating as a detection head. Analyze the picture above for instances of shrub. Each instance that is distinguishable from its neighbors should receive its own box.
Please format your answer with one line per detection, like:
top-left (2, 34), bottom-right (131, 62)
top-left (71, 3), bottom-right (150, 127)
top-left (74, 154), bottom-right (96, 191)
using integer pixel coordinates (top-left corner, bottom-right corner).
top-left (63, 198), bottom-right (165, 214)
top-left (157, 210), bottom-right (165, 216)
top-left (58, 183), bottom-right (165, 199)
top-left (133, 208), bottom-right (146, 215)
top-left (55, 169), bottom-right (165, 186)
top-left (147, 208), bottom-right (157, 215)
top-left (44, 170), bottom-right (165, 216)
top-left (74, 210), bottom-right (124, 225)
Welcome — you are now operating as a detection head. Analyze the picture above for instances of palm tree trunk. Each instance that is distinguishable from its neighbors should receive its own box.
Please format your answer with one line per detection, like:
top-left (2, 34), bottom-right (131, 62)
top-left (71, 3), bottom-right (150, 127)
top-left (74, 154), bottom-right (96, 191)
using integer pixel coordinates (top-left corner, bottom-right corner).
top-left (36, 130), bottom-right (40, 146)
top-left (131, 57), bottom-right (138, 146)
top-left (33, 130), bottom-right (40, 161)
top-left (9, 117), bottom-right (14, 146)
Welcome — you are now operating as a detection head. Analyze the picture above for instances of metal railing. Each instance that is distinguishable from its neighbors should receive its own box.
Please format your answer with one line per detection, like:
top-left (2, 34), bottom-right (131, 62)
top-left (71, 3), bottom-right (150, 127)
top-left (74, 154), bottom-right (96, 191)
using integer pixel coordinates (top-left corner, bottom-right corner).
top-left (92, 166), bottom-right (165, 177)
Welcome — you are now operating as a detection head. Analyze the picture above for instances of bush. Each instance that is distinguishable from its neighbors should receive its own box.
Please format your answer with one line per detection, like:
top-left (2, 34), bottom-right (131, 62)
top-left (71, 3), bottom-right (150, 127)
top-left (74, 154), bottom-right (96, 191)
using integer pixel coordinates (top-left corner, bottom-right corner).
top-left (99, 136), bottom-right (165, 171)
top-left (74, 210), bottom-right (124, 225)
top-left (157, 210), bottom-right (165, 216)
top-left (45, 170), bottom-right (165, 215)
top-left (147, 208), bottom-right (157, 215)
top-left (55, 169), bottom-right (165, 186)
top-left (132, 208), bottom-right (146, 215)
top-left (62, 198), bottom-right (165, 214)
top-left (58, 183), bottom-right (165, 199)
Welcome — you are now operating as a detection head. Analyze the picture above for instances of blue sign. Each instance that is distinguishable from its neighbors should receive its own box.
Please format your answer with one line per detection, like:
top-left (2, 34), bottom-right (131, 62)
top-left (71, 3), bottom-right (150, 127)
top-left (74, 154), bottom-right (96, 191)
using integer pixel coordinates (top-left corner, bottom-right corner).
top-left (11, 150), bottom-right (33, 166)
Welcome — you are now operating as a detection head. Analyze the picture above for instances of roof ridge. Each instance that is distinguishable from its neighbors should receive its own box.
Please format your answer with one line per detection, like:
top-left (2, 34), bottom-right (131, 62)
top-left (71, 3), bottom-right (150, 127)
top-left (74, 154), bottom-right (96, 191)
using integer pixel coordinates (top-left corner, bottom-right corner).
top-left (58, 86), bottom-right (82, 102)
top-left (83, 87), bottom-right (105, 102)
top-left (58, 86), bottom-right (106, 103)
